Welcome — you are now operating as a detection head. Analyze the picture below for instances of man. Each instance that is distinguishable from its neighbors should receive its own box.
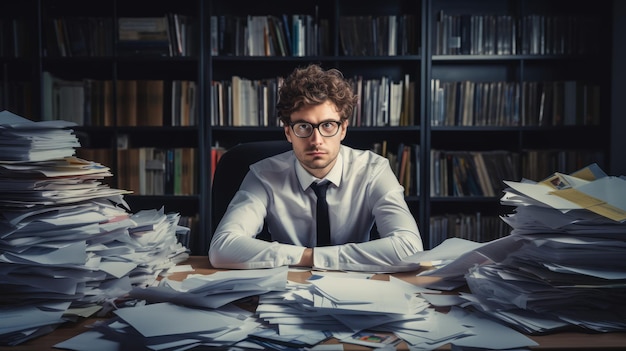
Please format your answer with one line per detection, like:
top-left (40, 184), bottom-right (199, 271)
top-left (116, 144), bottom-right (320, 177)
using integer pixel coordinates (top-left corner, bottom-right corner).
top-left (209, 64), bottom-right (423, 272)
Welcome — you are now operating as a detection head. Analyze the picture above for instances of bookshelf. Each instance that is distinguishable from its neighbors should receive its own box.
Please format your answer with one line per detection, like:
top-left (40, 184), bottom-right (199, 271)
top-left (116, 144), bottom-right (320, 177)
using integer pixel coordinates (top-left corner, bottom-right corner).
top-left (0, 0), bottom-right (615, 252)
top-left (0, 0), bottom-right (207, 253)
top-left (425, 0), bottom-right (612, 248)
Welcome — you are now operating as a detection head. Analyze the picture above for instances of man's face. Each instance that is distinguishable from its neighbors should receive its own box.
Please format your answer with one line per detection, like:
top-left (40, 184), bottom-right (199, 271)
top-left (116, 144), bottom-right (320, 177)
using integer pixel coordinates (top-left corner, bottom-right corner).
top-left (284, 100), bottom-right (348, 179)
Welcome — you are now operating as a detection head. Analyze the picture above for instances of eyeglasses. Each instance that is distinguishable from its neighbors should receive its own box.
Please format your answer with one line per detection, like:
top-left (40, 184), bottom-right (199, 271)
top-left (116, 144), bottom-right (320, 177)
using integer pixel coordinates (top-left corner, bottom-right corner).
top-left (289, 121), bottom-right (342, 138)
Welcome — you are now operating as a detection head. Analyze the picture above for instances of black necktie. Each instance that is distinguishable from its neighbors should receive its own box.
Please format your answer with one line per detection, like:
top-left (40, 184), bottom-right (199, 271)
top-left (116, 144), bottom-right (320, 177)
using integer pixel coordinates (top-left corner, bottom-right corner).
top-left (310, 182), bottom-right (330, 246)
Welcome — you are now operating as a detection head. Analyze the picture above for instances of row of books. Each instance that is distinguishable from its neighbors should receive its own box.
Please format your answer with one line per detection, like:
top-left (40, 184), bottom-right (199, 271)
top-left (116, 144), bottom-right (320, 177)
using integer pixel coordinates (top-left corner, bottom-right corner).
top-left (371, 142), bottom-right (419, 196)
top-left (210, 77), bottom-right (281, 127)
top-left (428, 212), bottom-right (511, 249)
top-left (210, 74), bottom-right (415, 127)
top-left (338, 15), bottom-right (419, 56)
top-left (0, 19), bottom-right (31, 58)
top-left (521, 149), bottom-right (606, 182)
top-left (118, 15), bottom-right (194, 57)
top-left (434, 14), bottom-right (516, 56)
top-left (42, 73), bottom-right (197, 126)
top-left (352, 74), bottom-right (416, 127)
top-left (434, 12), bottom-right (600, 56)
top-left (45, 17), bottom-right (114, 57)
top-left (430, 148), bottom-right (607, 197)
top-left (3, 12), bottom-right (601, 59)
top-left (430, 149), bottom-right (520, 197)
top-left (44, 14), bottom-right (194, 57)
top-left (431, 79), bottom-right (600, 127)
top-left (210, 14), bottom-right (329, 57)
top-left (209, 13), bottom-right (419, 57)
top-left (117, 147), bottom-right (197, 196)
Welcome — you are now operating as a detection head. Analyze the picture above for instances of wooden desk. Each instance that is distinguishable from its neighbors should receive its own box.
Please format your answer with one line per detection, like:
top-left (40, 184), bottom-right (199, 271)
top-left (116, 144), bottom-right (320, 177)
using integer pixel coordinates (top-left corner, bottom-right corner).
top-left (2, 256), bottom-right (625, 350)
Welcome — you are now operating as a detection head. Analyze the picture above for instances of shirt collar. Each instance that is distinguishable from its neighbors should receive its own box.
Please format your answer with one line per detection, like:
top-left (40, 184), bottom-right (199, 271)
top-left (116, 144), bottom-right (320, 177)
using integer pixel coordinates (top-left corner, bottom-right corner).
top-left (295, 148), bottom-right (343, 190)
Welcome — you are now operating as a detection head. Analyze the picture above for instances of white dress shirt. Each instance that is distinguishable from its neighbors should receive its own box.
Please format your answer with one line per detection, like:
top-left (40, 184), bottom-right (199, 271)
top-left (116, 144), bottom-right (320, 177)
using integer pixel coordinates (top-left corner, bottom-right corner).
top-left (209, 145), bottom-right (423, 272)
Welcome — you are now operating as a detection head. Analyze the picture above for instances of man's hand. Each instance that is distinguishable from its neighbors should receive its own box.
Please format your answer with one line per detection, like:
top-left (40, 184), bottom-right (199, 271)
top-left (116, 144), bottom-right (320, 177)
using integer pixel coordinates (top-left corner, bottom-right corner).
top-left (295, 248), bottom-right (313, 267)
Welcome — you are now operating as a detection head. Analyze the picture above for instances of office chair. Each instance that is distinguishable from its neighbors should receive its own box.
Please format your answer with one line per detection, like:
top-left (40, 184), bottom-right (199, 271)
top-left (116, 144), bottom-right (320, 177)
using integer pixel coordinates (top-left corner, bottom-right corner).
top-left (211, 140), bottom-right (292, 241)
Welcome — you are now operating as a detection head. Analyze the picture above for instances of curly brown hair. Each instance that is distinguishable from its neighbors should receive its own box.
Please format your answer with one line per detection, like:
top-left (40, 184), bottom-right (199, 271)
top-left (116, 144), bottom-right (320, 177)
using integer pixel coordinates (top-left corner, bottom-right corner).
top-left (277, 64), bottom-right (357, 125)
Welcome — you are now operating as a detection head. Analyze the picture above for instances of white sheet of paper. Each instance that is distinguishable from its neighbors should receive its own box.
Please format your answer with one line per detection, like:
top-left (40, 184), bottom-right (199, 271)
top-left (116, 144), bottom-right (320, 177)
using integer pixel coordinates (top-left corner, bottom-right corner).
top-left (54, 330), bottom-right (120, 351)
top-left (308, 275), bottom-right (425, 314)
top-left (571, 176), bottom-right (626, 211)
top-left (384, 311), bottom-right (469, 344)
top-left (0, 302), bottom-right (70, 334)
top-left (113, 302), bottom-right (237, 337)
top-left (403, 237), bottom-right (486, 264)
top-left (166, 264), bottom-right (193, 273)
top-left (447, 307), bottom-right (538, 349)
top-left (421, 293), bottom-right (466, 307)
top-left (504, 180), bottom-right (582, 210)
top-left (97, 261), bottom-right (137, 278)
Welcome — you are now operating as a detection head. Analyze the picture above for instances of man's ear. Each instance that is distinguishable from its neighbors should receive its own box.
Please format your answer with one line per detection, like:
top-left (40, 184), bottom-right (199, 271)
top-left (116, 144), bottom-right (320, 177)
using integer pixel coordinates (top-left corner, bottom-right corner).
top-left (339, 119), bottom-right (348, 141)
top-left (284, 125), bottom-right (293, 143)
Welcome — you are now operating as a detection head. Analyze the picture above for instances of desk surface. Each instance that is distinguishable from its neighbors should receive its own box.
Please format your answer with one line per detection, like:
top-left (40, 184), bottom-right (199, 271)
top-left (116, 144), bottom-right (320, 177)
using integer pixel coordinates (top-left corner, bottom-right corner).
top-left (2, 256), bottom-right (626, 350)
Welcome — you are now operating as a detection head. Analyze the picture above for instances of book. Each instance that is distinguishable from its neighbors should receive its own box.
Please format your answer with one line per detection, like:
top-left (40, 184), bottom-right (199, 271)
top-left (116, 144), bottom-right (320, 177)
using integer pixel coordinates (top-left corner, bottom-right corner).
top-left (137, 80), bottom-right (164, 126)
top-left (164, 148), bottom-right (175, 195)
top-left (117, 148), bottom-right (140, 193)
top-left (211, 145), bottom-right (226, 182)
top-left (180, 148), bottom-right (196, 195)
top-left (399, 145), bottom-right (411, 195)
top-left (102, 80), bottom-right (114, 126)
top-left (174, 148), bottom-right (183, 195)
top-left (116, 80), bottom-right (138, 126)
top-left (118, 17), bottom-right (171, 56)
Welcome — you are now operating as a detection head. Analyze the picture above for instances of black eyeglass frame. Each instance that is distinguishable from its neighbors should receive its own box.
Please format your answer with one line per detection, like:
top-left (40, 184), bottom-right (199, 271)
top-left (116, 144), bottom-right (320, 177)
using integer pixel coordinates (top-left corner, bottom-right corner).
top-left (288, 121), bottom-right (343, 138)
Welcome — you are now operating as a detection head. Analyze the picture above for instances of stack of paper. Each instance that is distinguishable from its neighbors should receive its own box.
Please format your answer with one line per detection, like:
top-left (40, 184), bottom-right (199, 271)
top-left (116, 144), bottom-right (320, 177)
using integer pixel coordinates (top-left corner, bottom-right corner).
top-left (129, 266), bottom-right (289, 309)
top-left (0, 110), bottom-right (79, 162)
top-left (55, 302), bottom-right (263, 351)
top-left (0, 111), bottom-right (190, 346)
top-left (461, 164), bottom-right (626, 333)
top-left (401, 237), bottom-right (493, 291)
top-left (252, 274), bottom-right (421, 348)
top-left (250, 271), bottom-right (538, 350)
top-left (55, 268), bottom-right (290, 350)
top-left (0, 156), bottom-right (130, 206)
top-left (255, 273), bottom-right (430, 336)
top-left (52, 267), bottom-right (539, 350)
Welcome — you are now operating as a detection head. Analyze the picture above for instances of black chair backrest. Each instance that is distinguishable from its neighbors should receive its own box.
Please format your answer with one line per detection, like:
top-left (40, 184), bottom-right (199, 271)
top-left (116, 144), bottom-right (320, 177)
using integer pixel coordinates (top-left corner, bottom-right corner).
top-left (211, 140), bottom-right (292, 237)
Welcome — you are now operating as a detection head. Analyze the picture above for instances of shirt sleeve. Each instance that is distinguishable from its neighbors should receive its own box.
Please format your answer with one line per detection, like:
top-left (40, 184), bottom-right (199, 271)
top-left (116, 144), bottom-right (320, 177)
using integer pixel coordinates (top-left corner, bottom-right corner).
top-left (209, 172), bottom-right (306, 269)
top-left (313, 159), bottom-right (424, 272)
